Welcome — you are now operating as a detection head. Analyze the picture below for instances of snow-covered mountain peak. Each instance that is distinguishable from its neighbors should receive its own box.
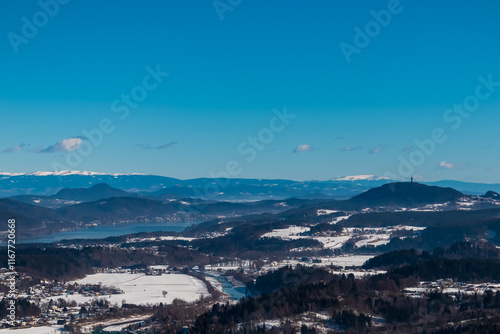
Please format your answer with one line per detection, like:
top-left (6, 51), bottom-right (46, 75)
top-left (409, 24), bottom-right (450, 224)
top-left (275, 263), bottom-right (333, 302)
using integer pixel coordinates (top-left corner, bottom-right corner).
top-left (333, 175), bottom-right (391, 181)
top-left (0, 171), bottom-right (148, 177)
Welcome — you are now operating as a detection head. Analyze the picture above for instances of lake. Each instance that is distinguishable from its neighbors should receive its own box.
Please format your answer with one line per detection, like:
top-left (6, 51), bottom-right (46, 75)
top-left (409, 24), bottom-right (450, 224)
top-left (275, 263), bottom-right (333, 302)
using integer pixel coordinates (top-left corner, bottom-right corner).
top-left (19, 222), bottom-right (195, 244)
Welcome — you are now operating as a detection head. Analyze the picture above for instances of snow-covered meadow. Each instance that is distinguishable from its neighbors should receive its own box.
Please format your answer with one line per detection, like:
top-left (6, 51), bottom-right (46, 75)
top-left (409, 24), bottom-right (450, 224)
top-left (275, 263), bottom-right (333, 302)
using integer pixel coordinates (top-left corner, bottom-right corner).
top-left (0, 326), bottom-right (63, 334)
top-left (45, 273), bottom-right (209, 306)
top-left (261, 225), bottom-right (426, 250)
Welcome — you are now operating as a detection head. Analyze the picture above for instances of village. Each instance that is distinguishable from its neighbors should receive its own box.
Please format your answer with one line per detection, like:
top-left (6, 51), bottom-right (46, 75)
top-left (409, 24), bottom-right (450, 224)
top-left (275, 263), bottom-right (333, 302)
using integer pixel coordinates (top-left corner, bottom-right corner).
top-left (0, 265), bottom-right (188, 331)
top-left (404, 279), bottom-right (500, 298)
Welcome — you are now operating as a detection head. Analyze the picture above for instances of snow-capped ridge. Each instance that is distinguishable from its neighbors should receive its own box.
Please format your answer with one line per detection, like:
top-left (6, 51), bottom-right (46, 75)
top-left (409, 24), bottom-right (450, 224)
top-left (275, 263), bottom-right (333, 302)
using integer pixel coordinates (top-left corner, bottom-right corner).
top-left (333, 175), bottom-right (391, 181)
top-left (0, 170), bottom-right (148, 177)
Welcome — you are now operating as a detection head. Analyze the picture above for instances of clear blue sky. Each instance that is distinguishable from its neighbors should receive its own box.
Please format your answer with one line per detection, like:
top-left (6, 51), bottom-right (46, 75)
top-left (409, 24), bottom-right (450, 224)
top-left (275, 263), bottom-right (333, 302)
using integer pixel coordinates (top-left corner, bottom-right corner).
top-left (1, 0), bottom-right (500, 182)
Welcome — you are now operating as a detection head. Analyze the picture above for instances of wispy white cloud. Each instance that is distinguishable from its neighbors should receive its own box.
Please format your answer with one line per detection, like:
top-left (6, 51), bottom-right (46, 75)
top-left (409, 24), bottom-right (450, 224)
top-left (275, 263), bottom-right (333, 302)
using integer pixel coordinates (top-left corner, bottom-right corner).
top-left (293, 144), bottom-right (314, 153)
top-left (137, 144), bottom-right (153, 150)
top-left (438, 161), bottom-right (455, 169)
top-left (40, 137), bottom-right (87, 153)
top-left (3, 137), bottom-right (88, 154)
top-left (487, 165), bottom-right (500, 172)
top-left (2, 143), bottom-right (26, 153)
top-left (138, 142), bottom-right (178, 151)
top-left (156, 141), bottom-right (178, 150)
top-left (437, 161), bottom-right (467, 170)
top-left (339, 145), bottom-right (363, 152)
top-left (368, 146), bottom-right (383, 154)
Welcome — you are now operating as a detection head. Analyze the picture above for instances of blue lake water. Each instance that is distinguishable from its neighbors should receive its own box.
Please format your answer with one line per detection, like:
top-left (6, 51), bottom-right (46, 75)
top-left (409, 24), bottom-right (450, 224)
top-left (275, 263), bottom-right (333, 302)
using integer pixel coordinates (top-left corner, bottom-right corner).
top-left (20, 222), bottom-right (195, 244)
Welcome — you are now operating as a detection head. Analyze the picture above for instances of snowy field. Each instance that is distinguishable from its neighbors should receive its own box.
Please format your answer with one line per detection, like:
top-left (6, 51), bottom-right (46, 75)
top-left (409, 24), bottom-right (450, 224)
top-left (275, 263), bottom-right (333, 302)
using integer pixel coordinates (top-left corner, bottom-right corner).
top-left (317, 209), bottom-right (338, 216)
top-left (261, 225), bottom-right (424, 251)
top-left (354, 234), bottom-right (391, 248)
top-left (314, 235), bottom-right (352, 249)
top-left (329, 215), bottom-right (351, 224)
top-left (127, 235), bottom-right (194, 243)
top-left (46, 273), bottom-right (209, 306)
top-left (261, 226), bottom-right (310, 240)
top-left (0, 326), bottom-right (63, 334)
top-left (319, 255), bottom-right (375, 267)
top-left (263, 255), bottom-right (377, 272)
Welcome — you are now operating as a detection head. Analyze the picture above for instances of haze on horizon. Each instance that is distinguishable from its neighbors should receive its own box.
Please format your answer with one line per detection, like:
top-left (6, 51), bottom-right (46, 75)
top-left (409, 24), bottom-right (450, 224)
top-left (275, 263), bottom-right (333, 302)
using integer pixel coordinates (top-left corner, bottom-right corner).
top-left (1, 0), bottom-right (500, 183)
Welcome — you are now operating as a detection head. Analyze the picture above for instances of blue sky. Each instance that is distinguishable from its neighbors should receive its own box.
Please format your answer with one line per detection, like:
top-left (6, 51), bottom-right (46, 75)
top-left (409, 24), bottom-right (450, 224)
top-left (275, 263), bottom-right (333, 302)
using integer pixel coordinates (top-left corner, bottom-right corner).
top-left (1, 0), bottom-right (500, 182)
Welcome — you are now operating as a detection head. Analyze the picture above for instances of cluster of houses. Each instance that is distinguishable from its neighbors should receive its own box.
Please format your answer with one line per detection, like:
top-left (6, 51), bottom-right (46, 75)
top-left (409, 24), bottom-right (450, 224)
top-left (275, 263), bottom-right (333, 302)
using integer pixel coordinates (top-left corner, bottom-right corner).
top-left (404, 279), bottom-right (500, 298)
top-left (0, 264), bottom-right (193, 331)
top-left (0, 268), bottom-right (122, 329)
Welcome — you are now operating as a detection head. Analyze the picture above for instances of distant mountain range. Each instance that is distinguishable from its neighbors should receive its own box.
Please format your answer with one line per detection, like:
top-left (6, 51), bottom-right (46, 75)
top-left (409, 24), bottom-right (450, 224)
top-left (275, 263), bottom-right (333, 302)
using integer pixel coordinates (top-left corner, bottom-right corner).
top-left (1, 176), bottom-right (500, 241)
top-left (10, 183), bottom-right (138, 208)
top-left (0, 180), bottom-right (332, 239)
top-left (2, 171), bottom-right (500, 200)
top-left (266, 181), bottom-right (496, 217)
